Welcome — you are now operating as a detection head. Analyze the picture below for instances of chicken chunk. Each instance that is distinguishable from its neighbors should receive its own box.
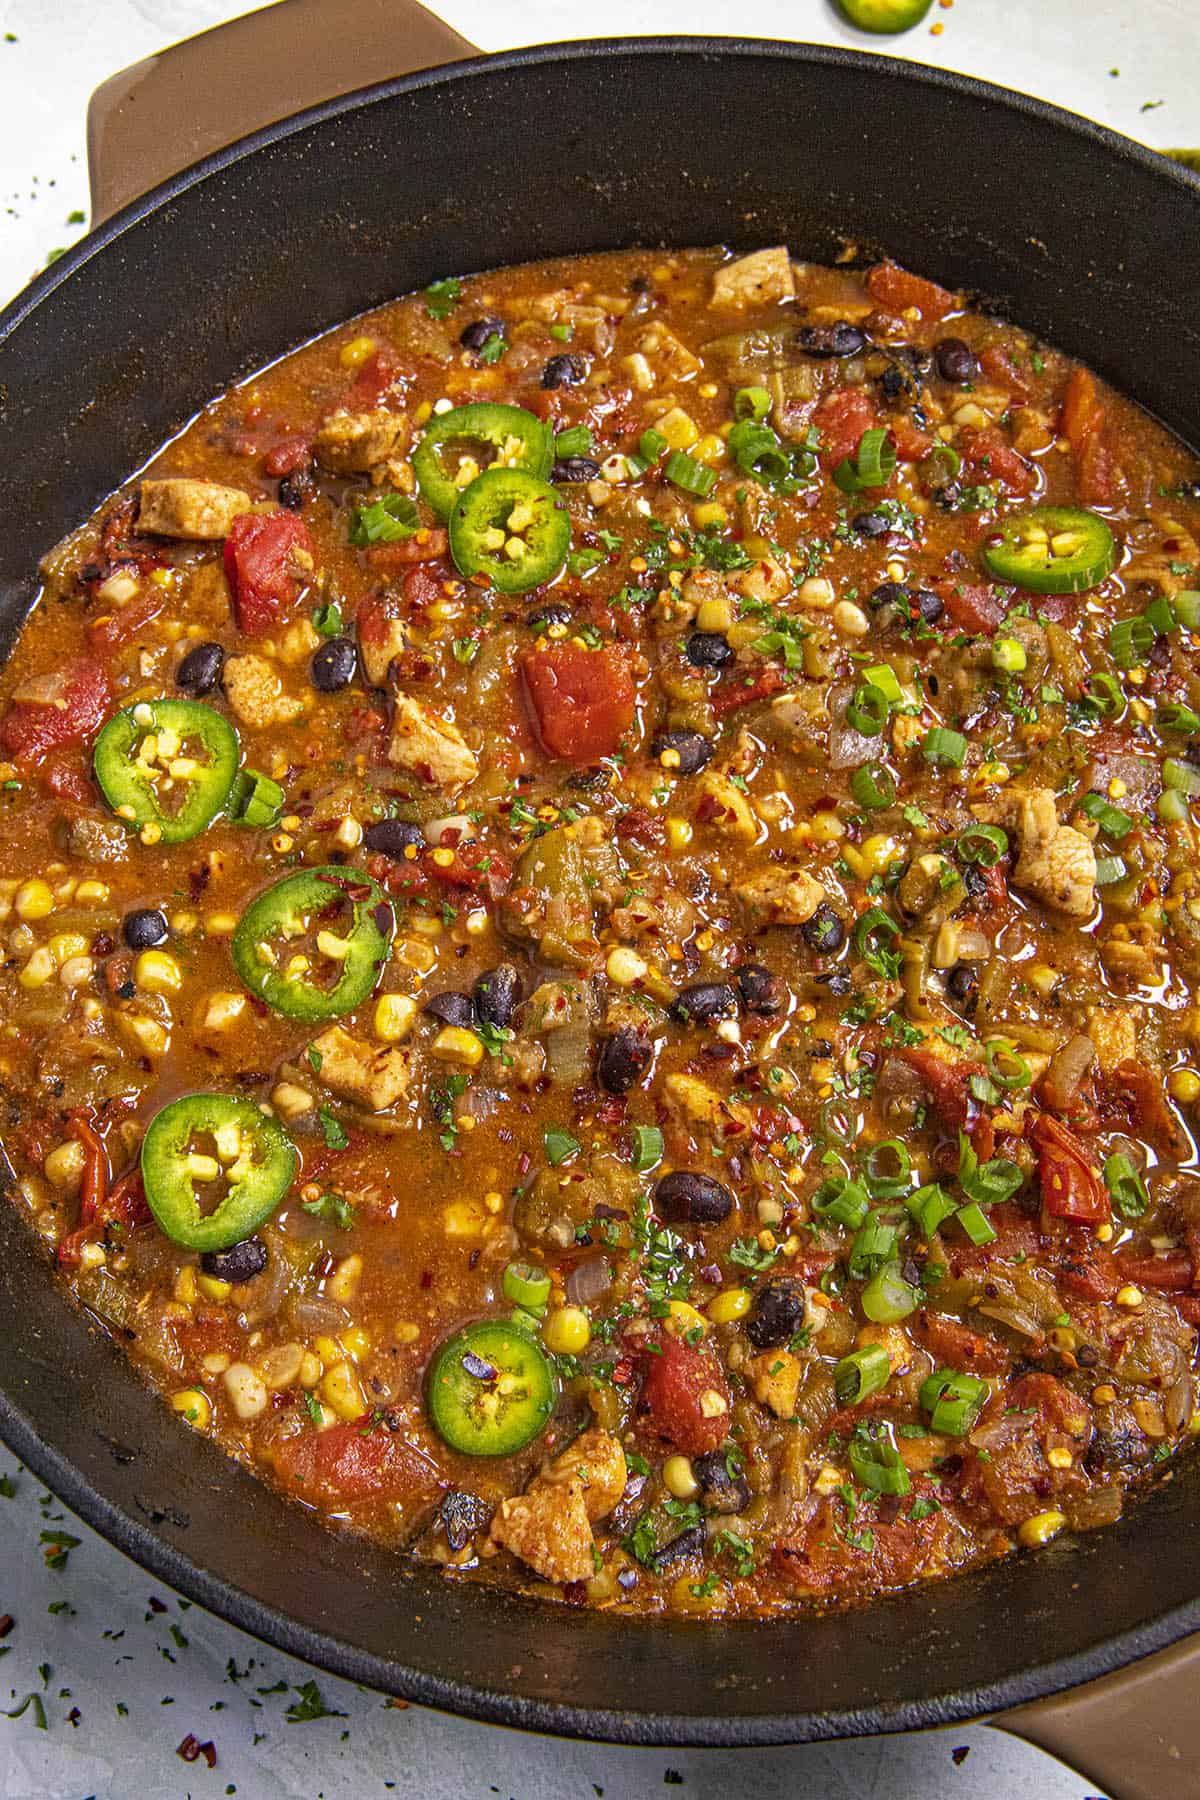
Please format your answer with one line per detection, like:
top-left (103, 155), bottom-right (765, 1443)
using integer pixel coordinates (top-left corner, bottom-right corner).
top-left (635, 323), bottom-right (702, 384)
top-left (489, 1428), bottom-right (626, 1585)
top-left (734, 864), bottom-right (825, 926)
top-left (993, 787), bottom-right (1097, 919)
top-left (749, 1349), bottom-right (804, 1419)
top-left (313, 408), bottom-right (408, 475)
top-left (711, 247), bottom-right (796, 309)
top-left (388, 692), bottom-right (478, 791)
top-left (138, 478), bottom-right (252, 540)
top-left (698, 768), bottom-right (758, 841)
top-left (663, 1072), bottom-right (752, 1145)
top-left (1087, 1004), bottom-right (1141, 1074)
top-left (309, 1024), bottom-right (411, 1112)
top-left (223, 654), bottom-right (304, 728)
top-left (360, 615), bottom-right (407, 688)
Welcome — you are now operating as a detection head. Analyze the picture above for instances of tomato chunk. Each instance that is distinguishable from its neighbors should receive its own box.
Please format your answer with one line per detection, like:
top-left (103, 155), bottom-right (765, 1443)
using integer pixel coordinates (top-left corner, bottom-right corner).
top-left (224, 512), bottom-right (314, 636)
top-left (87, 587), bottom-right (165, 657)
top-left (640, 1333), bottom-right (731, 1457)
top-left (345, 344), bottom-right (403, 412)
top-left (867, 260), bottom-right (957, 323)
top-left (1027, 1112), bottom-right (1109, 1226)
top-left (520, 643), bottom-right (635, 763)
top-left (275, 1415), bottom-right (442, 1505)
top-left (813, 388), bottom-right (878, 469)
top-left (935, 579), bottom-right (1007, 636)
top-left (0, 661), bottom-right (111, 764)
top-left (902, 1047), bottom-right (987, 1129)
top-left (959, 427), bottom-right (1036, 498)
top-left (1059, 367), bottom-right (1114, 507)
top-left (1114, 1248), bottom-right (1193, 1292)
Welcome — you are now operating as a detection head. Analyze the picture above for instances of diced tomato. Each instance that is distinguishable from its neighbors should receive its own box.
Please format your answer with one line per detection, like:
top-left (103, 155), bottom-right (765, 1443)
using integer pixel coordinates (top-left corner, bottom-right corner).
top-left (935, 579), bottom-right (1007, 636)
top-left (639, 1333), bottom-right (731, 1457)
top-left (57, 1116), bottom-right (150, 1268)
top-left (364, 530), bottom-right (449, 568)
top-left (355, 593), bottom-right (392, 647)
top-left (1057, 1234), bottom-right (1122, 1303)
top-left (1174, 1294), bottom-right (1200, 1326)
top-left (87, 587), bottom-right (165, 657)
top-left (1027, 1112), bottom-right (1109, 1226)
top-left (902, 1047), bottom-right (987, 1130)
top-left (1114, 1248), bottom-right (1193, 1292)
top-left (979, 345), bottom-right (1031, 404)
top-left (1108, 1058), bottom-right (1189, 1159)
top-left (263, 434), bottom-right (312, 477)
top-left (891, 418), bottom-right (934, 462)
top-left (520, 643), bottom-right (635, 763)
top-left (1059, 368), bottom-right (1114, 507)
top-left (402, 563), bottom-right (449, 611)
top-left (43, 755), bottom-right (96, 806)
top-left (866, 260), bottom-right (957, 323)
top-left (224, 512), bottom-right (314, 636)
top-left (812, 388), bottom-right (878, 469)
top-left (711, 663), bottom-right (787, 715)
top-left (274, 1415), bottom-right (442, 1505)
top-left (0, 661), bottom-right (111, 765)
top-left (345, 344), bottom-right (403, 412)
top-left (776, 1478), bottom-right (956, 1596)
top-left (959, 427), bottom-right (1035, 498)
top-left (1009, 1372), bottom-right (1091, 1439)
top-left (917, 1312), bottom-right (1010, 1375)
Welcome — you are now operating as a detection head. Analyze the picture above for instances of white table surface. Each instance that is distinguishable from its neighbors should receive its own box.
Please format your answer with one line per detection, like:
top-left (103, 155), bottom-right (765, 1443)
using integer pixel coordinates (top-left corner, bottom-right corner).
top-left (0, 1), bottom-right (1194, 1794)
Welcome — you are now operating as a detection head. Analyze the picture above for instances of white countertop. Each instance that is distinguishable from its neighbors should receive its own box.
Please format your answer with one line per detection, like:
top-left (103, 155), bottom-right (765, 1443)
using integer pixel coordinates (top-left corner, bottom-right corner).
top-left (0, 1), bottom-right (1194, 1794)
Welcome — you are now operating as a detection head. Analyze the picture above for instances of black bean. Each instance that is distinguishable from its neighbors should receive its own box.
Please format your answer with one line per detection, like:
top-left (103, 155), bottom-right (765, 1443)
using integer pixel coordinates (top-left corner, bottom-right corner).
top-left (526, 602), bottom-right (572, 633)
top-left (440, 1489), bottom-right (492, 1550)
top-left (542, 354), bottom-right (586, 389)
top-left (693, 1449), bottom-right (751, 1514)
top-left (879, 366), bottom-right (908, 402)
top-left (852, 511), bottom-right (892, 539)
top-left (552, 457), bottom-right (602, 484)
top-left (649, 731), bottom-right (714, 775)
top-left (869, 581), bottom-right (911, 612)
top-left (961, 865), bottom-right (987, 900)
top-left (745, 1280), bottom-right (806, 1349)
top-left (654, 1170), bottom-right (734, 1226)
top-left (814, 970), bottom-right (851, 997)
top-left (425, 991), bottom-right (476, 1029)
top-left (946, 963), bottom-right (979, 1014)
top-left (176, 641), bottom-right (224, 696)
top-left (122, 908), bottom-right (168, 951)
top-left (686, 631), bottom-right (733, 670)
top-left (460, 315), bottom-right (505, 351)
top-left (474, 962), bottom-right (520, 1031)
top-left (200, 1236), bottom-right (268, 1284)
top-left (801, 903), bottom-right (845, 955)
top-left (310, 637), bottom-right (358, 692)
top-left (671, 982), bottom-right (738, 1026)
top-left (363, 818), bottom-right (425, 861)
top-left (651, 1525), bottom-right (706, 1570)
top-left (278, 468), bottom-right (316, 512)
top-left (596, 1026), bottom-right (652, 1095)
top-left (736, 963), bottom-right (782, 1016)
top-left (915, 588), bottom-right (944, 625)
top-left (934, 336), bottom-right (981, 383)
top-left (795, 322), bottom-right (868, 359)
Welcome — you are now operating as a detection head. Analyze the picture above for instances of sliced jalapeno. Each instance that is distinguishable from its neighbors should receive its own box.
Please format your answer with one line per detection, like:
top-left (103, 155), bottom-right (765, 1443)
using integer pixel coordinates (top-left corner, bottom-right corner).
top-left (448, 468), bottom-right (570, 596)
top-left (93, 699), bottom-right (239, 844)
top-left (231, 866), bottom-right (393, 1021)
top-left (141, 1092), bottom-right (296, 1253)
top-left (413, 402), bottom-right (553, 521)
top-left (982, 506), bottom-right (1116, 595)
top-left (426, 1320), bottom-right (557, 1457)
top-left (835, 0), bottom-right (933, 29)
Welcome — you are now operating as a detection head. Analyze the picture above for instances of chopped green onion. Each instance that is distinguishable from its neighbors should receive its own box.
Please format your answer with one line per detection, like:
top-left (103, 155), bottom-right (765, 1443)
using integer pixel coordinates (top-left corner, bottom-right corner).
top-left (664, 450), bottom-right (716, 497)
top-left (1158, 789), bottom-right (1190, 823)
top-left (639, 427), bottom-right (668, 463)
top-left (1094, 853), bottom-right (1128, 886)
top-left (957, 822), bottom-right (1008, 866)
top-left (834, 1343), bottom-right (891, 1406)
top-left (922, 728), bottom-right (967, 768)
top-left (733, 386), bottom-right (771, 422)
top-left (863, 664), bottom-right (903, 704)
top-left (1144, 594), bottom-right (1178, 636)
top-left (1172, 589), bottom-right (1200, 631)
top-left (1163, 757), bottom-right (1200, 796)
top-left (848, 1422), bottom-right (911, 1498)
top-left (227, 768), bottom-right (285, 829)
top-left (846, 683), bottom-right (891, 737)
top-left (544, 1127), bottom-right (581, 1166)
top-left (920, 1369), bottom-right (989, 1436)
top-left (349, 490), bottom-right (421, 546)
top-left (1156, 701), bottom-right (1200, 734)
top-left (861, 1260), bottom-right (920, 1323)
top-left (983, 1038), bottom-right (1032, 1091)
top-left (921, 442), bottom-right (962, 486)
top-left (312, 602), bottom-right (343, 637)
top-left (906, 1182), bottom-right (957, 1238)
top-left (555, 425), bottom-right (594, 457)
top-left (631, 1125), bottom-right (664, 1172)
top-left (727, 418), bottom-right (816, 492)
top-left (1078, 792), bottom-right (1134, 838)
top-left (1108, 615), bottom-right (1155, 667)
top-left (955, 1201), bottom-right (997, 1246)
top-left (813, 1176), bottom-right (871, 1230)
top-left (991, 636), bottom-right (1028, 674)
top-left (502, 1261), bottom-right (552, 1312)
top-left (850, 764), bottom-right (897, 809)
top-left (1085, 673), bottom-right (1124, 718)
top-left (854, 906), bottom-right (901, 972)
top-left (958, 1131), bottom-right (1023, 1205)
top-left (834, 426), bottom-right (896, 495)
top-left (849, 1210), bottom-right (900, 1279)
top-left (862, 1139), bottom-right (912, 1199)
top-left (1103, 1152), bottom-right (1150, 1220)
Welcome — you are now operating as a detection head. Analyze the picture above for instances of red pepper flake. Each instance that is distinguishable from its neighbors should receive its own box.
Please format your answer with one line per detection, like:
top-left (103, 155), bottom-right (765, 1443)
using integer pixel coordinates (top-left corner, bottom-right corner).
top-left (176, 1733), bottom-right (217, 1767)
top-left (0, 1614), bottom-right (13, 1638)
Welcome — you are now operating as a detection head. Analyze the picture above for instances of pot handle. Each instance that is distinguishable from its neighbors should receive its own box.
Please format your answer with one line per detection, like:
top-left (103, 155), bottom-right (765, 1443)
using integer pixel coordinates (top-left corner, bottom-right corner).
top-left (992, 1633), bottom-right (1200, 1800)
top-left (86, 0), bottom-right (480, 223)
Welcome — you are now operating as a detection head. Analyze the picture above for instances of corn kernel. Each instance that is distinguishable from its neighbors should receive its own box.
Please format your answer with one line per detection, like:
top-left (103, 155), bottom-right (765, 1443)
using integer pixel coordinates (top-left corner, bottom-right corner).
top-left (1169, 1068), bottom-right (1200, 1105)
top-left (321, 1360), bottom-right (365, 1421)
top-left (696, 595), bottom-right (734, 634)
top-left (1017, 1510), bottom-right (1067, 1549)
top-left (692, 501), bottom-right (727, 528)
top-left (205, 912), bottom-right (239, 936)
top-left (77, 1241), bottom-right (107, 1269)
top-left (666, 817), bottom-right (694, 852)
top-left (606, 945), bottom-right (648, 987)
top-left (327, 1253), bottom-right (363, 1303)
top-left (431, 1024), bottom-right (484, 1068)
top-left (692, 433), bottom-right (726, 465)
top-left (698, 1388), bottom-right (729, 1419)
top-left (222, 1362), bottom-right (268, 1420)
top-left (395, 1322), bottom-right (421, 1345)
top-left (136, 949), bottom-right (182, 994)
top-left (657, 408), bottom-right (700, 450)
top-left (18, 947), bottom-right (55, 989)
top-left (443, 1200), bottom-right (484, 1237)
top-left (197, 1273), bottom-right (232, 1303)
top-left (668, 1299), bottom-right (708, 1337)
top-left (1115, 1285), bottom-right (1143, 1309)
top-left (298, 1351), bottom-right (322, 1388)
top-left (663, 1454), bottom-right (700, 1501)
top-left (706, 1287), bottom-right (750, 1326)
top-left (340, 334), bottom-right (377, 368)
top-left (14, 879), bottom-right (53, 921)
top-left (170, 1387), bottom-right (212, 1429)
top-left (1046, 1446), bottom-right (1074, 1470)
top-left (809, 811), bottom-right (844, 845)
top-left (43, 1140), bottom-right (85, 1192)
top-left (374, 993), bottom-right (417, 1042)
top-left (270, 1081), bottom-right (313, 1121)
top-left (340, 1323), bottom-right (371, 1362)
top-left (173, 1264), bottom-right (198, 1304)
top-left (542, 1305), bottom-right (591, 1355)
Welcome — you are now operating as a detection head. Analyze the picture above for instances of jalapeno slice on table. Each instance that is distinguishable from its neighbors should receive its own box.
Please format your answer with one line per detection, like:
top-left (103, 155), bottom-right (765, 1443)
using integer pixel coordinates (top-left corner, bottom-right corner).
top-left (141, 1093), bottom-right (296, 1252)
top-left (834, 0), bottom-right (933, 29)
top-left (93, 699), bottom-right (239, 843)
top-left (426, 1320), bottom-right (557, 1456)
top-left (413, 402), bottom-right (553, 520)
top-left (448, 468), bottom-right (570, 596)
top-left (231, 866), bottom-right (393, 1021)
top-left (982, 506), bottom-right (1116, 595)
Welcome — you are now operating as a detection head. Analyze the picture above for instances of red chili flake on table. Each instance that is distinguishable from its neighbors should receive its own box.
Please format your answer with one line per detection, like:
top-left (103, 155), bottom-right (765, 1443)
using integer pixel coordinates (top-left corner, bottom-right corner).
top-left (176, 1733), bottom-right (217, 1767)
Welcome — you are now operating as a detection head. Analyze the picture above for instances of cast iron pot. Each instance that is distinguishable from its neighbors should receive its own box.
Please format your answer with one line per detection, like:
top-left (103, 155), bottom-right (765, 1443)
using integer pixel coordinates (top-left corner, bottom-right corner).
top-left (2, 6), bottom-right (1200, 1791)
